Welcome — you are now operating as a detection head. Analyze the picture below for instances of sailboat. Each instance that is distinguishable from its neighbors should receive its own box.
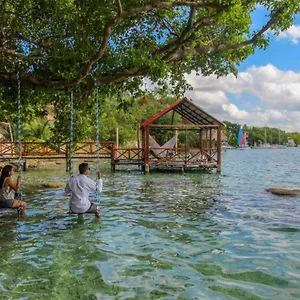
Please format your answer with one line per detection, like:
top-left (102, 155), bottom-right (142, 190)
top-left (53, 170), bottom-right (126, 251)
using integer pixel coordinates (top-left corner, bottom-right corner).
top-left (272, 130), bottom-right (286, 149)
top-left (252, 126), bottom-right (272, 149)
top-left (237, 127), bottom-right (250, 149)
top-left (252, 127), bottom-right (285, 149)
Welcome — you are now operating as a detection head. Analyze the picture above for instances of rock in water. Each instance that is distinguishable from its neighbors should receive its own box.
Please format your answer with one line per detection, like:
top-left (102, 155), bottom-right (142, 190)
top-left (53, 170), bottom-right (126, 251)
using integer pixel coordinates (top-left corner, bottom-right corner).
top-left (266, 188), bottom-right (300, 196)
top-left (42, 182), bottom-right (65, 188)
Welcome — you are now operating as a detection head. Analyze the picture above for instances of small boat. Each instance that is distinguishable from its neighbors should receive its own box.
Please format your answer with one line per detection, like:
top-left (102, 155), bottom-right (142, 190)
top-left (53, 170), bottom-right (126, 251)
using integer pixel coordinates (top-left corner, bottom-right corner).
top-left (237, 127), bottom-right (251, 150)
top-left (251, 127), bottom-right (285, 149)
top-left (251, 143), bottom-right (273, 149)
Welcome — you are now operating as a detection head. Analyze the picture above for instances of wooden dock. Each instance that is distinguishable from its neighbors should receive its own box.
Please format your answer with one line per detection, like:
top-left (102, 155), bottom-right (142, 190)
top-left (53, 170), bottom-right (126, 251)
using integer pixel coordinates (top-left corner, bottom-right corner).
top-left (0, 142), bottom-right (219, 173)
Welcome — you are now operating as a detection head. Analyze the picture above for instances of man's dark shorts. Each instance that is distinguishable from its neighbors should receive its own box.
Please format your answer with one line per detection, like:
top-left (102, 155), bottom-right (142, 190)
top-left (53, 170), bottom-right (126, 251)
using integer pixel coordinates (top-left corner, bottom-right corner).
top-left (85, 202), bottom-right (99, 214)
top-left (0, 199), bottom-right (14, 208)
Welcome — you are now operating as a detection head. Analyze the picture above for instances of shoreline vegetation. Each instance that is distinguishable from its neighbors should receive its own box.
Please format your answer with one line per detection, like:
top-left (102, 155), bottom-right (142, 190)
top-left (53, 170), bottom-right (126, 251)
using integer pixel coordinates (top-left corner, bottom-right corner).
top-left (1, 97), bottom-right (300, 153)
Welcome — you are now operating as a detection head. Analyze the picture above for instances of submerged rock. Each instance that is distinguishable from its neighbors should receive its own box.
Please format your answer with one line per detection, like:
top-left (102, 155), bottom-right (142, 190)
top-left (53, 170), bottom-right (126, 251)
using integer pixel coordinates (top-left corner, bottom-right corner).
top-left (42, 182), bottom-right (65, 188)
top-left (266, 188), bottom-right (300, 196)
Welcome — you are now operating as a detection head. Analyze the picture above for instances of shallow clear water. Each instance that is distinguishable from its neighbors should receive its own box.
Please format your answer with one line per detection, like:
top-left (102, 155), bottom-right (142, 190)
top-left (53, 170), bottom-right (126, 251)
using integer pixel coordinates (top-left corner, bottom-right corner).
top-left (0, 148), bottom-right (300, 299)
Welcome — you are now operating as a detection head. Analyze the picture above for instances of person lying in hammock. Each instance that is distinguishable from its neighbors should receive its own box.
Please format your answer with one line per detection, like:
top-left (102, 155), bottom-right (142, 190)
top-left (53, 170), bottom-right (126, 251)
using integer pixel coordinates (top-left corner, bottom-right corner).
top-left (65, 163), bottom-right (102, 218)
top-left (0, 165), bottom-right (28, 216)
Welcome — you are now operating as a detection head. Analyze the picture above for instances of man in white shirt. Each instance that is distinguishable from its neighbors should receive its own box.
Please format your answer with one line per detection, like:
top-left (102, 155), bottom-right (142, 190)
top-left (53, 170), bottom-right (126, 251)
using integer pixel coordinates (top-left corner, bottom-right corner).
top-left (65, 163), bottom-right (102, 218)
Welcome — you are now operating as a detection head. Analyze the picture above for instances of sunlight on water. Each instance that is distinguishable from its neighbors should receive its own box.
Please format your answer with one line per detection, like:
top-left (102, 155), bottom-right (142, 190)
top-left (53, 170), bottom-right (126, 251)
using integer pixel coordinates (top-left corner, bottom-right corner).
top-left (0, 148), bottom-right (299, 299)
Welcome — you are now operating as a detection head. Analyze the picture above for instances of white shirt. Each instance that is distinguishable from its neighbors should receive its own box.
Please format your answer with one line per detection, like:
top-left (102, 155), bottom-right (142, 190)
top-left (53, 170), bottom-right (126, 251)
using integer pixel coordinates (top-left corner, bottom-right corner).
top-left (65, 174), bottom-right (103, 213)
top-left (0, 178), bottom-right (15, 201)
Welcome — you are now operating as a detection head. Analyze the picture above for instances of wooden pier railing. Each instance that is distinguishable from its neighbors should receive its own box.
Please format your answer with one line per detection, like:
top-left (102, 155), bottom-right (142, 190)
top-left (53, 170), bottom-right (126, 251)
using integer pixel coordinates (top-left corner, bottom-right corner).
top-left (0, 141), bottom-right (115, 158)
top-left (0, 141), bottom-right (116, 171)
top-left (0, 142), bottom-right (218, 172)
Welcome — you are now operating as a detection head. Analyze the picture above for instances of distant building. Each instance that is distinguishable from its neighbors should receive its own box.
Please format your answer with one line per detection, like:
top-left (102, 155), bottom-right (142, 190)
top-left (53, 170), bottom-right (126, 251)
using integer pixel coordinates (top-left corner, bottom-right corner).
top-left (287, 137), bottom-right (296, 147)
top-left (45, 104), bottom-right (55, 126)
top-left (202, 130), bottom-right (228, 144)
top-left (0, 122), bottom-right (13, 141)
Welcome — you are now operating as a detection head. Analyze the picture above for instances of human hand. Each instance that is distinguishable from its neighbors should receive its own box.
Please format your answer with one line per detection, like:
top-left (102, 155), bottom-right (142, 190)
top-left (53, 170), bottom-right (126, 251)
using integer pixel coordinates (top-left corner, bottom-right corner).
top-left (97, 171), bottom-right (102, 179)
top-left (17, 175), bottom-right (22, 183)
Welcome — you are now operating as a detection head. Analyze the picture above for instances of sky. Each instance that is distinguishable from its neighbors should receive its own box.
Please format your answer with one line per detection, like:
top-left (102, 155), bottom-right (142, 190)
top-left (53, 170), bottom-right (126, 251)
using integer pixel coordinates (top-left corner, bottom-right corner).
top-left (182, 7), bottom-right (300, 132)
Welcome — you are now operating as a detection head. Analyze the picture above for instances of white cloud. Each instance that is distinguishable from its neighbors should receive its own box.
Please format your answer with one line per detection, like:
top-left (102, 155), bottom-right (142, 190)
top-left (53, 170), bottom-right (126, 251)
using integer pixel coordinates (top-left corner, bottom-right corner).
top-left (222, 104), bottom-right (249, 120)
top-left (278, 25), bottom-right (300, 44)
top-left (183, 65), bottom-right (300, 131)
top-left (188, 90), bottom-right (229, 114)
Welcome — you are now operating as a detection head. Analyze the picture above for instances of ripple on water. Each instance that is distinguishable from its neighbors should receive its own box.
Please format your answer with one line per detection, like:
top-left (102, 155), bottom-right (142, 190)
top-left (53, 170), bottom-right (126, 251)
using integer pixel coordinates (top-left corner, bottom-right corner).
top-left (0, 150), bottom-right (300, 299)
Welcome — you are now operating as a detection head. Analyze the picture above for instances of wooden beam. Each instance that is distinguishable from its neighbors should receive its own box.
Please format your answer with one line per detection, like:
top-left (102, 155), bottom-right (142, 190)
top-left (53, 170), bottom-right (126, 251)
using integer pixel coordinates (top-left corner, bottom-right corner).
top-left (149, 124), bottom-right (219, 129)
top-left (217, 126), bottom-right (221, 172)
top-left (144, 126), bottom-right (150, 165)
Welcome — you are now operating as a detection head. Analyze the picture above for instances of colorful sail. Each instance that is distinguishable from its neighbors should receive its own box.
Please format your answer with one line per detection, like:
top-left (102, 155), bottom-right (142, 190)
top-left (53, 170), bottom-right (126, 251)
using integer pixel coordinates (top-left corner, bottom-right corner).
top-left (237, 127), bottom-right (245, 147)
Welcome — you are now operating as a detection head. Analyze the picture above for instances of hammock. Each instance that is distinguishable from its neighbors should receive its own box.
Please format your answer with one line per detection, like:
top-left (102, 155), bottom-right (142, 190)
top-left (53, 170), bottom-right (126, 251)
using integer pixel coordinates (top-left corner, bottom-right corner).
top-left (149, 135), bottom-right (177, 158)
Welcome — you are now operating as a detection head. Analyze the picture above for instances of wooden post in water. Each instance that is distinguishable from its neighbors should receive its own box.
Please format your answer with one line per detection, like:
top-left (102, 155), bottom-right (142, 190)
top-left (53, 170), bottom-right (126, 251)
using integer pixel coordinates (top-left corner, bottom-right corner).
top-left (217, 126), bottom-right (222, 172)
top-left (199, 128), bottom-right (203, 159)
top-left (209, 128), bottom-right (212, 161)
top-left (116, 128), bottom-right (119, 148)
top-left (144, 126), bottom-right (150, 173)
top-left (175, 129), bottom-right (178, 154)
top-left (111, 142), bottom-right (116, 172)
top-left (205, 129), bottom-right (208, 151)
top-left (185, 128), bottom-right (187, 165)
top-left (137, 124), bottom-right (141, 159)
top-left (23, 159), bottom-right (27, 172)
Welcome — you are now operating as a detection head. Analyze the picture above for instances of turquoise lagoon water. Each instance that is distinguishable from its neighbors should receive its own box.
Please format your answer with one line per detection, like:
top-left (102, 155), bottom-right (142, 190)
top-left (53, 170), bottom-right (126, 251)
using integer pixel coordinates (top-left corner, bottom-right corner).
top-left (0, 148), bottom-right (299, 299)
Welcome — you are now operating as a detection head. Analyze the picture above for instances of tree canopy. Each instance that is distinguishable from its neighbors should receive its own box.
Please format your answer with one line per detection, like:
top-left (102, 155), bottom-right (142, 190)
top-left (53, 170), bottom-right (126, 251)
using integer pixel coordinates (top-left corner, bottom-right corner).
top-left (0, 0), bottom-right (299, 98)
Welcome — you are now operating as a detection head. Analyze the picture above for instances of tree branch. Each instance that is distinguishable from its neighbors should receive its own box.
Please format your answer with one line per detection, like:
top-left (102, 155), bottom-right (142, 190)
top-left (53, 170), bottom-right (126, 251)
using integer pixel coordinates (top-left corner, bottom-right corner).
top-left (116, 0), bottom-right (123, 16)
top-left (0, 1), bottom-right (289, 95)
top-left (0, 47), bottom-right (24, 59)
top-left (11, 33), bottom-right (70, 48)
top-left (154, 9), bottom-right (224, 58)
top-left (168, 8), bottom-right (281, 60)
top-left (153, 11), bottom-right (180, 38)
top-left (56, 1), bottom-right (226, 89)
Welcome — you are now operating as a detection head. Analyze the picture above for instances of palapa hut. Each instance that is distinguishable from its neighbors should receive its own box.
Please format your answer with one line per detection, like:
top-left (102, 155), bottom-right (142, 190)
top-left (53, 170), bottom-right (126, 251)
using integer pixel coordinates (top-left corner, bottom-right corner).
top-left (140, 97), bottom-right (225, 172)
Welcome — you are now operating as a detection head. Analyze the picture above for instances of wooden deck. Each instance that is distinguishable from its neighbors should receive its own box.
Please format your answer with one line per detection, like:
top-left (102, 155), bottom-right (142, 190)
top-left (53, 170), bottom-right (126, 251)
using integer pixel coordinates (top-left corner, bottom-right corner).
top-left (111, 147), bottom-right (218, 172)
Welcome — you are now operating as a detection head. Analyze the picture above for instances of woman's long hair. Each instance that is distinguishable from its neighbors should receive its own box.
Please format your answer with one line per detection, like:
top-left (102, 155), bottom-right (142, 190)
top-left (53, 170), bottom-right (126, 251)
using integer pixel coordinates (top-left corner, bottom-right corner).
top-left (0, 165), bottom-right (13, 188)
